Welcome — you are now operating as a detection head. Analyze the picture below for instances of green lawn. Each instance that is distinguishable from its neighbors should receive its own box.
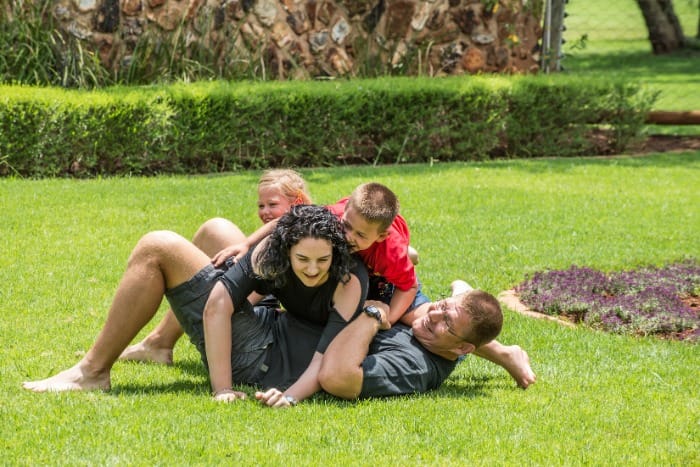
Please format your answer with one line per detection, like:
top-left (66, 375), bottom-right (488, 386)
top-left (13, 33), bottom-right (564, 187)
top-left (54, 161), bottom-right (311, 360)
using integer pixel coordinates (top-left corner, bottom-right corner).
top-left (564, 0), bottom-right (700, 113)
top-left (2, 153), bottom-right (698, 464)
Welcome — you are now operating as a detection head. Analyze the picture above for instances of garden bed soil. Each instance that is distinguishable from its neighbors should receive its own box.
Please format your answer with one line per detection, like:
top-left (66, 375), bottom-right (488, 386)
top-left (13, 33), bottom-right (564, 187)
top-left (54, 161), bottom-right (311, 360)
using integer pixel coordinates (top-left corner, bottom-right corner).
top-left (632, 134), bottom-right (700, 154)
top-left (588, 133), bottom-right (700, 156)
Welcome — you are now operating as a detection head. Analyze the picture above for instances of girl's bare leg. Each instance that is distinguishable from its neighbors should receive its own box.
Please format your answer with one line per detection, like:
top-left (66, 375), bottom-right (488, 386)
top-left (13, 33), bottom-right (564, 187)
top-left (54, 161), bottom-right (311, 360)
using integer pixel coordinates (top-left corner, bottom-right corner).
top-left (119, 218), bottom-right (246, 364)
top-left (23, 231), bottom-right (210, 392)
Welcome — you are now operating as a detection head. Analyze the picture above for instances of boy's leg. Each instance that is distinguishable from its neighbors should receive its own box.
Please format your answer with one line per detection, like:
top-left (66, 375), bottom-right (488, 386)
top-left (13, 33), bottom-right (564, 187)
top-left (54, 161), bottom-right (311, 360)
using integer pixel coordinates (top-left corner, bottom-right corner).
top-left (120, 218), bottom-right (246, 364)
top-left (23, 231), bottom-right (211, 392)
top-left (451, 280), bottom-right (536, 389)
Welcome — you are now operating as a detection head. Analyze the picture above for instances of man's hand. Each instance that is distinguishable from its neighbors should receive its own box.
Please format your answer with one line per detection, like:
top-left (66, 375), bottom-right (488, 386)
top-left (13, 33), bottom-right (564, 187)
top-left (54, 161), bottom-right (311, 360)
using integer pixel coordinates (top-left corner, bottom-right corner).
top-left (364, 300), bottom-right (391, 330)
top-left (255, 388), bottom-right (297, 408)
top-left (212, 388), bottom-right (247, 403)
top-left (211, 242), bottom-right (249, 267)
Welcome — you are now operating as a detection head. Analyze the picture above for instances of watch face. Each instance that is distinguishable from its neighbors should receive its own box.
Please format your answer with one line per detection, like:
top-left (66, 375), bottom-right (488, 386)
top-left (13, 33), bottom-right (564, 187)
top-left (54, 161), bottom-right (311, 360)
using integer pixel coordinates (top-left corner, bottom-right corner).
top-left (364, 305), bottom-right (382, 322)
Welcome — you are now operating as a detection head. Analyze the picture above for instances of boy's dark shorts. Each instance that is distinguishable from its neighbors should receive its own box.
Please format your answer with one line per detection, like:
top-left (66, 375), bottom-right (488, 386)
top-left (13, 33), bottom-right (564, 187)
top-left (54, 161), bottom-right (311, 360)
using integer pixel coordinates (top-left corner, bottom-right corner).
top-left (165, 264), bottom-right (275, 386)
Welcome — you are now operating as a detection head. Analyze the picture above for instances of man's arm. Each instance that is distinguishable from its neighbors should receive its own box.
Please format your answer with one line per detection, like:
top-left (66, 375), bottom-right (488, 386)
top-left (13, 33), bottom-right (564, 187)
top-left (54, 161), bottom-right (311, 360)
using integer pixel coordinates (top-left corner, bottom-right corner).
top-left (318, 304), bottom-right (389, 400)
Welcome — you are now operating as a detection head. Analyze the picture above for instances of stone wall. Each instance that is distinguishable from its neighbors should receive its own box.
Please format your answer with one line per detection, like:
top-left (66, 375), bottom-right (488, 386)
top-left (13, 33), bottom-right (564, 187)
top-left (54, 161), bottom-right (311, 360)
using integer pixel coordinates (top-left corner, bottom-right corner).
top-left (54, 0), bottom-right (543, 79)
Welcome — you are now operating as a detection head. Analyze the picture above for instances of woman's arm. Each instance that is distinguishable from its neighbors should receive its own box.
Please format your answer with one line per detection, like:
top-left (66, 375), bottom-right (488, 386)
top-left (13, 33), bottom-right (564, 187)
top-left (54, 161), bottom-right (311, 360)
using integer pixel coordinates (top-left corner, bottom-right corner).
top-left (255, 352), bottom-right (324, 407)
top-left (318, 305), bottom-right (389, 399)
top-left (255, 273), bottom-right (364, 408)
top-left (202, 282), bottom-right (247, 401)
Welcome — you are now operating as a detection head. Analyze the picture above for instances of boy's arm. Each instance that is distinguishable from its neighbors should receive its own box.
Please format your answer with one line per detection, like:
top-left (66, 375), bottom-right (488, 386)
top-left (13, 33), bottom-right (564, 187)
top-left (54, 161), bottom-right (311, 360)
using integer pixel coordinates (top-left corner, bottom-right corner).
top-left (386, 282), bottom-right (418, 324)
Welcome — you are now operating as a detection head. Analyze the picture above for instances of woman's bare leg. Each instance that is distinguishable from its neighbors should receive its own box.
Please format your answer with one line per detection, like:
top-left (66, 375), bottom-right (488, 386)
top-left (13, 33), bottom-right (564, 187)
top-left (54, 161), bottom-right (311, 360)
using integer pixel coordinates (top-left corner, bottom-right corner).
top-left (23, 231), bottom-right (211, 392)
top-left (119, 218), bottom-right (246, 364)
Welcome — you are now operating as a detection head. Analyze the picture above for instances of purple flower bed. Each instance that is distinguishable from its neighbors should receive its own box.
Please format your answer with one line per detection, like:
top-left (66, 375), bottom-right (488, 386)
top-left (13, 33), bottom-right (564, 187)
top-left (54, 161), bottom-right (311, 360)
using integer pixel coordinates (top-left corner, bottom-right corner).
top-left (515, 259), bottom-right (700, 342)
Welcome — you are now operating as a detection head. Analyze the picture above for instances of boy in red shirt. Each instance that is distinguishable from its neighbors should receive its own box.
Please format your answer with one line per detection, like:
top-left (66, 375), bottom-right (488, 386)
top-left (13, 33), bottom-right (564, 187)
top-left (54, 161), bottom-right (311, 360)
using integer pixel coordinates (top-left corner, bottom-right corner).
top-left (325, 184), bottom-right (422, 326)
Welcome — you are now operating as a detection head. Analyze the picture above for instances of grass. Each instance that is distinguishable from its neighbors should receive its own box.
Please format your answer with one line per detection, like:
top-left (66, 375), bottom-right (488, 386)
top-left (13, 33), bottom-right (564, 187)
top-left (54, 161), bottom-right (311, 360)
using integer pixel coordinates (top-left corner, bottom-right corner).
top-left (2, 152), bottom-right (699, 464)
top-left (564, 0), bottom-right (700, 115)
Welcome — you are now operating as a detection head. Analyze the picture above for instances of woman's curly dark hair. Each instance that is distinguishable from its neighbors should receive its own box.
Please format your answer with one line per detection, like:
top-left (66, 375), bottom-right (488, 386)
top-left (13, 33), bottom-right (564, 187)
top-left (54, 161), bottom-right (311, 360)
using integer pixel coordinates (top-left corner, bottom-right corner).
top-left (255, 205), bottom-right (352, 289)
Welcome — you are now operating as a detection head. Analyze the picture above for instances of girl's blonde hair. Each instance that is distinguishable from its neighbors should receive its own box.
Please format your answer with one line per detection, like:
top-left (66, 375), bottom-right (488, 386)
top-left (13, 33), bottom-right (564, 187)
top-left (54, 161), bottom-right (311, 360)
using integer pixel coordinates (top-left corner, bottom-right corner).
top-left (258, 169), bottom-right (312, 205)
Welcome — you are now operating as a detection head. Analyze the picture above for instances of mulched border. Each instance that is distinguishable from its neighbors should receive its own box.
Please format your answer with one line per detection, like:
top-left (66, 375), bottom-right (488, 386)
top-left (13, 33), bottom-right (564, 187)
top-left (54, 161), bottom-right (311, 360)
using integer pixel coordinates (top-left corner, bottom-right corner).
top-left (498, 289), bottom-right (576, 328)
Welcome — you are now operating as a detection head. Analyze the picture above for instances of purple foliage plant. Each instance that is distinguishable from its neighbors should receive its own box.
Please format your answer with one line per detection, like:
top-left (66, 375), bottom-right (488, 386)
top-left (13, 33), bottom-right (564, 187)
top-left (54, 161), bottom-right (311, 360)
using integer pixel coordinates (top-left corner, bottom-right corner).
top-left (515, 259), bottom-right (700, 342)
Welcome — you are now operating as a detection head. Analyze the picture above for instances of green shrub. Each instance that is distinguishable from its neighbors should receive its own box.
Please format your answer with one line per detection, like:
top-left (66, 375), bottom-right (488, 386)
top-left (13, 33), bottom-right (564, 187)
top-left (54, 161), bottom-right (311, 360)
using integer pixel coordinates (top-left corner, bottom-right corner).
top-left (0, 76), bottom-right (656, 177)
top-left (504, 76), bottom-right (657, 157)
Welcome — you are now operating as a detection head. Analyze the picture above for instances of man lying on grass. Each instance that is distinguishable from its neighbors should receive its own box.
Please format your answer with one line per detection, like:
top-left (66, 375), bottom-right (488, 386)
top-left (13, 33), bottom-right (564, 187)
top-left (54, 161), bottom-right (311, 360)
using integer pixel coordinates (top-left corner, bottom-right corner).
top-left (318, 288), bottom-right (505, 399)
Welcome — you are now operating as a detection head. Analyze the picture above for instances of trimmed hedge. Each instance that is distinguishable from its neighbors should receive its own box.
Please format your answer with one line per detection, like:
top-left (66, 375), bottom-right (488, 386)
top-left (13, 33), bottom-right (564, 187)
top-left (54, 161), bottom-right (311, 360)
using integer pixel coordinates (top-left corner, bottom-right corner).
top-left (0, 76), bottom-right (656, 177)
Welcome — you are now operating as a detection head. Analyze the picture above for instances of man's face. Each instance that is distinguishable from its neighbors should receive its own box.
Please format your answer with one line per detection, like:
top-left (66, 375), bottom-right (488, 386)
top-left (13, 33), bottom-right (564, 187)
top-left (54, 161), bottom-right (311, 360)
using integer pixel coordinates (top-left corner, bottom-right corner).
top-left (289, 237), bottom-right (332, 288)
top-left (341, 204), bottom-right (387, 252)
top-left (411, 297), bottom-right (471, 355)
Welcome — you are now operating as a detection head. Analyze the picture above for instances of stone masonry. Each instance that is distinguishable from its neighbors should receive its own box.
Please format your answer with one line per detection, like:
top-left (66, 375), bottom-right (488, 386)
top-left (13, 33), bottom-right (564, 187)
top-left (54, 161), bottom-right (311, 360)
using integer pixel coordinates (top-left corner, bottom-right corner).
top-left (53, 0), bottom-right (543, 78)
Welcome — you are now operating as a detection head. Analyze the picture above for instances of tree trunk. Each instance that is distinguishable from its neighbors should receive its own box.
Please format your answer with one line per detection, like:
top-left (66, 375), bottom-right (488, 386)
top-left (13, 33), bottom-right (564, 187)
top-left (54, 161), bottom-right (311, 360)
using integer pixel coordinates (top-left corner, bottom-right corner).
top-left (636, 0), bottom-right (685, 53)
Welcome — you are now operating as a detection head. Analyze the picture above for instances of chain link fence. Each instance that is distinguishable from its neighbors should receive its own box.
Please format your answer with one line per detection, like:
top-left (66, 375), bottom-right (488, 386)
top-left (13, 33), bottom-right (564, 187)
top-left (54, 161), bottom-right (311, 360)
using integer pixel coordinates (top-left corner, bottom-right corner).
top-left (551, 0), bottom-right (699, 112)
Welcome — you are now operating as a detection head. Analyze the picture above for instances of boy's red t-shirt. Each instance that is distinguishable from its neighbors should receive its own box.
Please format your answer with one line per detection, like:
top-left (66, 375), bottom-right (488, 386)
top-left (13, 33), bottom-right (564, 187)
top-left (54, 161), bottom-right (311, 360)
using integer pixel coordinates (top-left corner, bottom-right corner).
top-left (327, 198), bottom-right (417, 292)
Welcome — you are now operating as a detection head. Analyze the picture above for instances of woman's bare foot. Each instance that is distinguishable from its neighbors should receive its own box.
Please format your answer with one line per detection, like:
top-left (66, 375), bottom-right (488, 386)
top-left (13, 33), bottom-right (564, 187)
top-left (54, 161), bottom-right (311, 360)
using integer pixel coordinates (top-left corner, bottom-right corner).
top-left (22, 363), bottom-right (110, 393)
top-left (118, 341), bottom-right (173, 365)
top-left (502, 345), bottom-right (536, 389)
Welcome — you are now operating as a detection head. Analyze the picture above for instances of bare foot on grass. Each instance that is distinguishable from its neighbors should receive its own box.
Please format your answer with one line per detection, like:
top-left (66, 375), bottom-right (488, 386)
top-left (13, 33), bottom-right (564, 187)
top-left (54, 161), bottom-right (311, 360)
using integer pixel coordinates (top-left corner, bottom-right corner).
top-left (119, 342), bottom-right (173, 365)
top-left (22, 363), bottom-right (110, 393)
top-left (503, 345), bottom-right (536, 389)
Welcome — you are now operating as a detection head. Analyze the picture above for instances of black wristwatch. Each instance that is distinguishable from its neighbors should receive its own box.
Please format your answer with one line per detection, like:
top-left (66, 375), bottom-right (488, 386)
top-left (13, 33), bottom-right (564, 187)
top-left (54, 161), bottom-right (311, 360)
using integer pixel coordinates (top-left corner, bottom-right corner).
top-left (363, 305), bottom-right (383, 324)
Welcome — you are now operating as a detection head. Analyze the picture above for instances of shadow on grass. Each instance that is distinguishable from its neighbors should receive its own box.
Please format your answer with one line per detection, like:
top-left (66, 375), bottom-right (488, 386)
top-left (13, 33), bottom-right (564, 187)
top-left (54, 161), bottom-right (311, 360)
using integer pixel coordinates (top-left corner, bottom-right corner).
top-left (108, 358), bottom-right (505, 402)
top-left (466, 151), bottom-right (700, 174)
top-left (305, 373), bottom-right (502, 407)
top-left (110, 380), bottom-right (209, 396)
top-left (567, 47), bottom-right (700, 76)
top-left (110, 358), bottom-right (209, 396)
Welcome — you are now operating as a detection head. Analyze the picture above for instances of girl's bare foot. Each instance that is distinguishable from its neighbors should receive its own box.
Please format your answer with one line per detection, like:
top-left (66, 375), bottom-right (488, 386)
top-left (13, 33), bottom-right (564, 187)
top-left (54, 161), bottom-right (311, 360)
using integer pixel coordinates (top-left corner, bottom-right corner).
top-left (22, 363), bottom-right (110, 393)
top-left (119, 342), bottom-right (173, 365)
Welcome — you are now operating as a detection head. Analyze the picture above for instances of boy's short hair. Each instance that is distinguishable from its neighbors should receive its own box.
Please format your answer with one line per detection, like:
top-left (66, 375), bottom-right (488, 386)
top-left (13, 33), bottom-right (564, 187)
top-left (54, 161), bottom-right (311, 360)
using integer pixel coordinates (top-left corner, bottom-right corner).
top-left (457, 291), bottom-right (503, 348)
top-left (347, 182), bottom-right (399, 232)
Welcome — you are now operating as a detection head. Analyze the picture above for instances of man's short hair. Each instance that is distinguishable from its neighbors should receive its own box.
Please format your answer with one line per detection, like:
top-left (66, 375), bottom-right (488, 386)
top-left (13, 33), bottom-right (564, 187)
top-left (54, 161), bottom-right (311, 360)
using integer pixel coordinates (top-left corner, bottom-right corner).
top-left (457, 291), bottom-right (503, 348)
top-left (346, 182), bottom-right (399, 232)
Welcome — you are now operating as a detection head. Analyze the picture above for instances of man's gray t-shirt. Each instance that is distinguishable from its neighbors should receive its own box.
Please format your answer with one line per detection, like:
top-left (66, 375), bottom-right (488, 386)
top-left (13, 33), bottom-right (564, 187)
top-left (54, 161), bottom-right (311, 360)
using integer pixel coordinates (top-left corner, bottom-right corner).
top-left (360, 324), bottom-right (457, 398)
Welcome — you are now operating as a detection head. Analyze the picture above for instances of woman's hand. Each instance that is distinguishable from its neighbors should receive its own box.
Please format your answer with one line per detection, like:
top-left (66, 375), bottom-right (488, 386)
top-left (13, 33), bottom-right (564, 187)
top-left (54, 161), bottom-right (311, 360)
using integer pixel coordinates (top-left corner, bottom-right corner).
top-left (255, 388), bottom-right (297, 408)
